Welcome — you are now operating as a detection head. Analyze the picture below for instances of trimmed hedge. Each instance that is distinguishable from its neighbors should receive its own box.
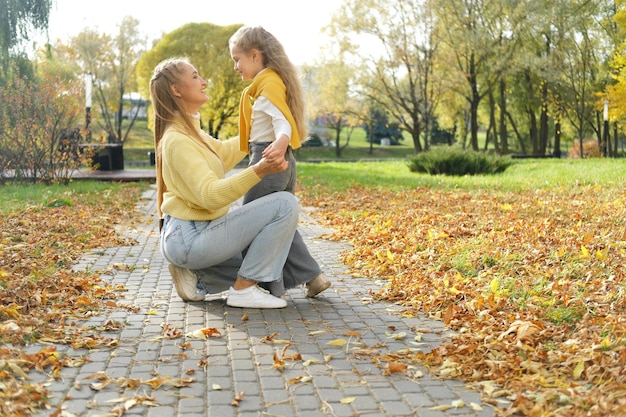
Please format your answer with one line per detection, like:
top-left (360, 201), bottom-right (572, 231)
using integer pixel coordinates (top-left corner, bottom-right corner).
top-left (407, 147), bottom-right (513, 176)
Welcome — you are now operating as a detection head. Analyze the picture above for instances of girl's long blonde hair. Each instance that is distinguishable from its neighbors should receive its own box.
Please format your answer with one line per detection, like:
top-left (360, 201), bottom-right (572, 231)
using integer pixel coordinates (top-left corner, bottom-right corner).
top-left (229, 26), bottom-right (307, 141)
top-left (149, 57), bottom-right (212, 218)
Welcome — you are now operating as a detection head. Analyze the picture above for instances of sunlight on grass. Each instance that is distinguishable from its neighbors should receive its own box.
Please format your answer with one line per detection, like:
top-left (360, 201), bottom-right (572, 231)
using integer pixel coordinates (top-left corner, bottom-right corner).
top-left (0, 181), bottom-right (151, 215)
top-left (298, 158), bottom-right (626, 194)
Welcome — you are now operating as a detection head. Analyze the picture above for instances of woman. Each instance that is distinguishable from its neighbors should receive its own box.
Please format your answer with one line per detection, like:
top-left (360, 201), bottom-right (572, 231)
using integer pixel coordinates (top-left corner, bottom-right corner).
top-left (150, 57), bottom-right (299, 309)
top-left (229, 25), bottom-right (331, 298)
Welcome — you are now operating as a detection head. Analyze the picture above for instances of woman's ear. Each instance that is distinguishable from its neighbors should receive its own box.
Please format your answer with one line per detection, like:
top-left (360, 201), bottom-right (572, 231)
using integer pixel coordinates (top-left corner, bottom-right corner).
top-left (170, 84), bottom-right (182, 98)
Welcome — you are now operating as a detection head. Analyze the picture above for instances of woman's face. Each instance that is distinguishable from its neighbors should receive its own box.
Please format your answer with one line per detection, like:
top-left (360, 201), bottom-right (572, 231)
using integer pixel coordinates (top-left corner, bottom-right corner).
top-left (230, 47), bottom-right (264, 81)
top-left (172, 62), bottom-right (208, 113)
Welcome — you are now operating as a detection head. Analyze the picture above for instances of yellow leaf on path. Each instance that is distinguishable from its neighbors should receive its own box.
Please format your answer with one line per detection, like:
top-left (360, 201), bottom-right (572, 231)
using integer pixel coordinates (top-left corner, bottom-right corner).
top-left (430, 404), bottom-right (453, 411)
top-left (385, 331), bottom-right (407, 340)
top-left (340, 397), bottom-right (356, 404)
top-left (5, 360), bottom-right (29, 378)
top-left (327, 339), bottom-right (348, 347)
top-left (144, 376), bottom-right (196, 390)
top-left (288, 375), bottom-right (313, 384)
top-left (573, 359), bottom-right (585, 379)
top-left (270, 339), bottom-right (292, 345)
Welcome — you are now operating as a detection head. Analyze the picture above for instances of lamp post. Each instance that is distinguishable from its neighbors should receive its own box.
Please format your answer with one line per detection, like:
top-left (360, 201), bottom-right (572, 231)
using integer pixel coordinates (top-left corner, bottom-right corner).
top-left (602, 98), bottom-right (609, 157)
top-left (84, 73), bottom-right (92, 141)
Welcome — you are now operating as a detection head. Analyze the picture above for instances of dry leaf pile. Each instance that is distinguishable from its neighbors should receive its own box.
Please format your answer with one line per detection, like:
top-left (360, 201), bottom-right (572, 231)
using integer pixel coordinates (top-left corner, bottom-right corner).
top-left (2, 180), bottom-right (625, 416)
top-left (0, 186), bottom-right (143, 417)
top-left (302, 184), bottom-right (626, 416)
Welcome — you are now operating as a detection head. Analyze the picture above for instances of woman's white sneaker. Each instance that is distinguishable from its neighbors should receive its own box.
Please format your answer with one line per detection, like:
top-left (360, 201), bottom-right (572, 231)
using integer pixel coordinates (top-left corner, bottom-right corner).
top-left (227, 285), bottom-right (287, 309)
top-left (168, 264), bottom-right (206, 301)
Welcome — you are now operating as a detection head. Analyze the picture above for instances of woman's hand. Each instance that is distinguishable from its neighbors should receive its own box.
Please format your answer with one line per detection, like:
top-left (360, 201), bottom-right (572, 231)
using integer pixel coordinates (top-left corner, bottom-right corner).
top-left (252, 156), bottom-right (288, 178)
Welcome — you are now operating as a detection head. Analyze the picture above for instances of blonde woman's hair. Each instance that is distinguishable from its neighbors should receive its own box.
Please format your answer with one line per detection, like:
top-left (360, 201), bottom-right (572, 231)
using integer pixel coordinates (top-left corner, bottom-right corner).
top-left (149, 57), bottom-right (212, 219)
top-left (229, 26), bottom-right (307, 141)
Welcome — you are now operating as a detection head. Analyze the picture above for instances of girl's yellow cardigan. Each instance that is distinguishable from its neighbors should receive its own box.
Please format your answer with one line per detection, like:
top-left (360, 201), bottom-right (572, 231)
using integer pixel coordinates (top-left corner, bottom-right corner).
top-left (238, 68), bottom-right (302, 152)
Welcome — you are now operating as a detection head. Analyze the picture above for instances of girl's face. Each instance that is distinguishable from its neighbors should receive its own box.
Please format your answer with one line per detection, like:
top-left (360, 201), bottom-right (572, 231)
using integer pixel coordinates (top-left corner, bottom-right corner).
top-left (171, 62), bottom-right (208, 113)
top-left (230, 46), bottom-right (265, 81)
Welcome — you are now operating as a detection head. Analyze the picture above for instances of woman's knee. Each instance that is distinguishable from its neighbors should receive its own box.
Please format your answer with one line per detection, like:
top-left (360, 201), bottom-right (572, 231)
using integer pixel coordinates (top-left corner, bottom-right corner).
top-left (274, 191), bottom-right (299, 214)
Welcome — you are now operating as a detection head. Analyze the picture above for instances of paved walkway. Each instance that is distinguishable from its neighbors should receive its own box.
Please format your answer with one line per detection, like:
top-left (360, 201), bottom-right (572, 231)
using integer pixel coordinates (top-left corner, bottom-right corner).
top-left (32, 184), bottom-right (495, 417)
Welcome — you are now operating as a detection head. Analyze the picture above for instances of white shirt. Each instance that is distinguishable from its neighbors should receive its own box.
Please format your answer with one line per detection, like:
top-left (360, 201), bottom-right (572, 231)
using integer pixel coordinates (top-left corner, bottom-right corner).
top-left (249, 96), bottom-right (292, 144)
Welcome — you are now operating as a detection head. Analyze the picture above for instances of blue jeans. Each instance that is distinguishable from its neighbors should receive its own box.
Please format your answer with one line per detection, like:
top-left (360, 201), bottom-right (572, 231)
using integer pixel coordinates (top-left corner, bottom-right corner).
top-left (160, 192), bottom-right (299, 292)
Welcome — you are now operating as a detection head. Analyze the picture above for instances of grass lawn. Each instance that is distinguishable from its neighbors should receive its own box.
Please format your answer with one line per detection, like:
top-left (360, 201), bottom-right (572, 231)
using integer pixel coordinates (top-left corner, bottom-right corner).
top-left (296, 157), bottom-right (626, 194)
top-left (0, 181), bottom-right (150, 216)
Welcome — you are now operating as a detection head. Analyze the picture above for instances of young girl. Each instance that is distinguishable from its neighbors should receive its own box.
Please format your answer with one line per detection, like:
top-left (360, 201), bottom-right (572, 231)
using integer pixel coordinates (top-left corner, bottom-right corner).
top-left (150, 57), bottom-right (300, 309)
top-left (229, 26), bottom-right (331, 298)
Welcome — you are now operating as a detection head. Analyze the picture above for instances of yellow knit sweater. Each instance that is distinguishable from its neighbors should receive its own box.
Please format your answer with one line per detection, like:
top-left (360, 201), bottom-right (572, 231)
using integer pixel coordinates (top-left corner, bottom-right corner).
top-left (160, 119), bottom-right (261, 221)
top-left (238, 68), bottom-right (302, 152)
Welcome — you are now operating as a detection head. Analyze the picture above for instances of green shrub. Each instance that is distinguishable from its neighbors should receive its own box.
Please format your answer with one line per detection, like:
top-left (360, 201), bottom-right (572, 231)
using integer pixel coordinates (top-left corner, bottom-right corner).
top-left (407, 146), bottom-right (513, 176)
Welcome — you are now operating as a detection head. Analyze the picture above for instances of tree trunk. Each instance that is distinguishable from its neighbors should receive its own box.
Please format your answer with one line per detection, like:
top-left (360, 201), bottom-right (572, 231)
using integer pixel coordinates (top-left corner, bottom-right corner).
top-left (486, 88), bottom-right (499, 153)
top-left (468, 52), bottom-right (480, 151)
top-left (553, 120), bottom-right (561, 158)
top-left (528, 109), bottom-right (538, 155)
top-left (578, 116), bottom-right (584, 158)
top-left (613, 123), bottom-right (619, 157)
top-left (506, 111), bottom-right (527, 154)
top-left (412, 130), bottom-right (423, 153)
top-left (499, 79), bottom-right (508, 154)
top-left (539, 82), bottom-right (549, 154)
top-left (334, 126), bottom-right (342, 158)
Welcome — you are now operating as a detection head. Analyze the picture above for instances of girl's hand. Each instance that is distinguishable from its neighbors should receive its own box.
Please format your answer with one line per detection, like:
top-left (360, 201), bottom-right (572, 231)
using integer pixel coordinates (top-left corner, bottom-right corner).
top-left (262, 135), bottom-right (289, 163)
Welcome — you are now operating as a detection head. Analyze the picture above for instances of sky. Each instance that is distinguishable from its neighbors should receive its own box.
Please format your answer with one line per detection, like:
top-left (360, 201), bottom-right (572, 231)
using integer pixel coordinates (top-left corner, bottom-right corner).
top-left (46, 0), bottom-right (342, 65)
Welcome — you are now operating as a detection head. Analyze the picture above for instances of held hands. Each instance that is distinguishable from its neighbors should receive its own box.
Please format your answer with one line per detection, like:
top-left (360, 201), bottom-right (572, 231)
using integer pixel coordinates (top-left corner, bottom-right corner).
top-left (252, 155), bottom-right (288, 178)
top-left (253, 134), bottom-right (290, 178)
top-left (262, 141), bottom-right (287, 164)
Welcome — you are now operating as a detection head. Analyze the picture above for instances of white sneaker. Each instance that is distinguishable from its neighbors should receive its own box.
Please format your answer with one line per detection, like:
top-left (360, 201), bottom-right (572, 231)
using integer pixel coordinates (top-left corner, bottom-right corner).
top-left (168, 264), bottom-right (206, 301)
top-left (226, 285), bottom-right (287, 309)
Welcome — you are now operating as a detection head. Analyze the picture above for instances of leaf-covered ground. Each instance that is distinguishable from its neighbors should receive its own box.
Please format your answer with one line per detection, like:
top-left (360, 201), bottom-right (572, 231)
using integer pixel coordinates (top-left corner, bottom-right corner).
top-left (0, 185), bottom-right (144, 417)
top-left (2, 180), bottom-right (625, 416)
top-left (300, 184), bottom-right (626, 416)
